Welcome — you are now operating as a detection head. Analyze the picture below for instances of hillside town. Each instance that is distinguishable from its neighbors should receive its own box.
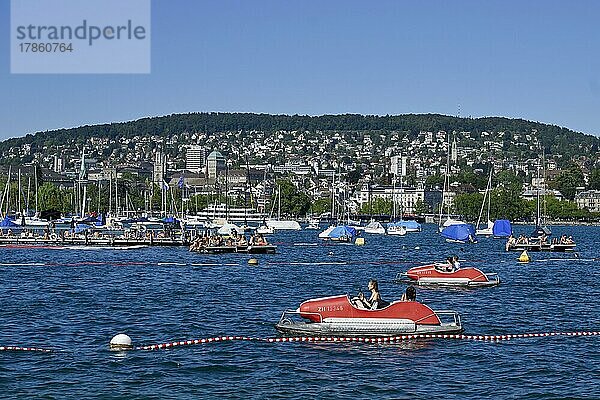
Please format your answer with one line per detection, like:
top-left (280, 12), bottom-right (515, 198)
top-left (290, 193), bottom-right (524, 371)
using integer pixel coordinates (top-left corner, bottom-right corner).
top-left (1, 126), bottom-right (600, 220)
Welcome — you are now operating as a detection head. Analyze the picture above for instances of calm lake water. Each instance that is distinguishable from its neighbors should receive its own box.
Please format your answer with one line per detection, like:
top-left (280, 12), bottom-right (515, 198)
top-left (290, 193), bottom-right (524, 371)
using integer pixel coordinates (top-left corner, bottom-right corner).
top-left (1, 224), bottom-right (599, 399)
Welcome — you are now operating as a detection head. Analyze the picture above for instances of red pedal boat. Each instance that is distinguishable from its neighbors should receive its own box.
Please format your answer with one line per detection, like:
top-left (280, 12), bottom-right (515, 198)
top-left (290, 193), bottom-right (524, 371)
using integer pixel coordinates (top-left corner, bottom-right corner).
top-left (396, 264), bottom-right (500, 287)
top-left (275, 294), bottom-right (462, 337)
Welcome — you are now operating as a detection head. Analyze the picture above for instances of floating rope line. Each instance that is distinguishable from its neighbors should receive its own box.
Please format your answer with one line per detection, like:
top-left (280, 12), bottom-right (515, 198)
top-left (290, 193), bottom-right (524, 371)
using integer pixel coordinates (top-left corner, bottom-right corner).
top-left (2, 331), bottom-right (599, 353)
top-left (0, 346), bottom-right (53, 353)
top-left (134, 331), bottom-right (600, 351)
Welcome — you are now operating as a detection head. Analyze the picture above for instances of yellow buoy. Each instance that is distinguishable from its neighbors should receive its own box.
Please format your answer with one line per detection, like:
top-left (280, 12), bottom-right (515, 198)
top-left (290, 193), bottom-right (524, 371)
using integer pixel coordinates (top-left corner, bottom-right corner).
top-left (518, 250), bottom-right (530, 263)
top-left (355, 237), bottom-right (365, 246)
top-left (248, 258), bottom-right (259, 265)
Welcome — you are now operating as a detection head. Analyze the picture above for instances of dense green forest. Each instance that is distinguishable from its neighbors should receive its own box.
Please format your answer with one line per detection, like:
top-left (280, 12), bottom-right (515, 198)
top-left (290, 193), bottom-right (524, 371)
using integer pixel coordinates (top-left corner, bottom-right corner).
top-left (1, 112), bottom-right (598, 160)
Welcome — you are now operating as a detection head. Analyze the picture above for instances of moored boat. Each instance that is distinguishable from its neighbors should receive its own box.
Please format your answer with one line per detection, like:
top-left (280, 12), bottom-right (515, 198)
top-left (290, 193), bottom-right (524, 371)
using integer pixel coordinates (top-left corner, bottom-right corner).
top-left (505, 241), bottom-right (575, 252)
top-left (440, 223), bottom-right (477, 244)
top-left (256, 225), bottom-right (275, 234)
top-left (318, 225), bottom-right (357, 242)
top-left (386, 221), bottom-right (407, 236)
top-left (364, 221), bottom-right (385, 235)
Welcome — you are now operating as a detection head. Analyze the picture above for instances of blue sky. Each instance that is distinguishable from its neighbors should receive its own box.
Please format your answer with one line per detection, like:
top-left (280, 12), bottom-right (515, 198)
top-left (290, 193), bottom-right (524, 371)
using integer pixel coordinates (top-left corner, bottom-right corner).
top-left (1, 0), bottom-right (599, 140)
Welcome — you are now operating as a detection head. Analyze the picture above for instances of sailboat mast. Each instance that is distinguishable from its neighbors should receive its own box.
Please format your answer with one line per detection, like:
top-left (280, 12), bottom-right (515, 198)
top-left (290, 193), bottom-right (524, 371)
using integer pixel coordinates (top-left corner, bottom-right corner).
top-left (439, 140), bottom-right (450, 227)
top-left (477, 167), bottom-right (493, 228)
top-left (26, 176), bottom-right (31, 216)
top-left (18, 169), bottom-right (22, 216)
top-left (399, 175), bottom-right (404, 220)
top-left (536, 158), bottom-right (541, 227)
top-left (81, 185), bottom-right (87, 216)
top-left (109, 173), bottom-right (112, 215)
top-left (392, 176), bottom-right (396, 220)
top-left (542, 148), bottom-right (547, 225)
top-left (34, 165), bottom-right (38, 214)
top-left (331, 171), bottom-right (335, 222)
top-left (2, 166), bottom-right (12, 217)
top-left (115, 173), bottom-right (119, 216)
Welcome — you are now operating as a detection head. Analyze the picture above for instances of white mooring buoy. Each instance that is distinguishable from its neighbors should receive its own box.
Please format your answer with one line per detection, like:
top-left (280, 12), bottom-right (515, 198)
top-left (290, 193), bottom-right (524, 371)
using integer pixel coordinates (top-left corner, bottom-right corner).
top-left (110, 334), bottom-right (133, 351)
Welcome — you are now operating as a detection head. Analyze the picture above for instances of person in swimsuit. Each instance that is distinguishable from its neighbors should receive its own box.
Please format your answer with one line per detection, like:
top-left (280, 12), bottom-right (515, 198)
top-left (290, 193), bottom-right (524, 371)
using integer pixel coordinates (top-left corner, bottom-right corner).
top-left (357, 279), bottom-right (389, 309)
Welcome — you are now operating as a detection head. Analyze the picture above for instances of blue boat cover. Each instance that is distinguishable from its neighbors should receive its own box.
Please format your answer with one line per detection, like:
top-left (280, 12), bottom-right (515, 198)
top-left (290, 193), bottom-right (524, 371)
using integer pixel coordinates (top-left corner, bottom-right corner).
top-left (388, 219), bottom-right (421, 230)
top-left (0, 216), bottom-right (19, 227)
top-left (72, 223), bottom-right (92, 234)
top-left (95, 213), bottom-right (106, 226)
top-left (492, 219), bottom-right (512, 237)
top-left (327, 225), bottom-right (357, 239)
top-left (441, 223), bottom-right (476, 242)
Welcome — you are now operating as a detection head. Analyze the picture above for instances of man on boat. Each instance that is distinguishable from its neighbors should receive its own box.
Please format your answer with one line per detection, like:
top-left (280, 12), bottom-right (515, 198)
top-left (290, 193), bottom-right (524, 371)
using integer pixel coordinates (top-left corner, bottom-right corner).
top-left (452, 255), bottom-right (461, 271)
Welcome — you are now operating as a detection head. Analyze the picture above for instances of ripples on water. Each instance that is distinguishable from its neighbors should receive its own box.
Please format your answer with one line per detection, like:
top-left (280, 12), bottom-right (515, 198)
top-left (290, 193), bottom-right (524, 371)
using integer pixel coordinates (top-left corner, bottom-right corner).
top-left (1, 225), bottom-right (599, 399)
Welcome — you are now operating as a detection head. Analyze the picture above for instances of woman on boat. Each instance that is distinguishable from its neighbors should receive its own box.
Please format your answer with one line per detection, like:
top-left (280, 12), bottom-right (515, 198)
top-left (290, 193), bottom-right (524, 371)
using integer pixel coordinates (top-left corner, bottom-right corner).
top-left (436, 257), bottom-right (454, 272)
top-left (357, 279), bottom-right (389, 310)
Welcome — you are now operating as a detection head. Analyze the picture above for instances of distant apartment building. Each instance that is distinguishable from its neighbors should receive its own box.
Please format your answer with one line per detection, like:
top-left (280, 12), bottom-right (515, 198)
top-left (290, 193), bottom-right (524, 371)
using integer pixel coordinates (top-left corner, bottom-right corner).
top-left (356, 184), bottom-right (425, 215)
top-left (186, 146), bottom-right (206, 173)
top-left (53, 155), bottom-right (64, 173)
top-left (575, 190), bottom-right (600, 213)
top-left (390, 155), bottom-right (407, 176)
top-left (272, 161), bottom-right (312, 175)
top-left (521, 188), bottom-right (564, 201)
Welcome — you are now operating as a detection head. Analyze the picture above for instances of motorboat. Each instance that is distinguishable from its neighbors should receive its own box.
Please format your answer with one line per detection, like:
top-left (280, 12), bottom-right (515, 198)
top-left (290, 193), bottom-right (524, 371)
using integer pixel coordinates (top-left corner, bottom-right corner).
top-left (393, 219), bottom-right (422, 232)
top-left (386, 223), bottom-right (407, 236)
top-left (306, 218), bottom-right (320, 230)
top-left (275, 293), bottom-right (462, 337)
top-left (395, 264), bottom-right (500, 287)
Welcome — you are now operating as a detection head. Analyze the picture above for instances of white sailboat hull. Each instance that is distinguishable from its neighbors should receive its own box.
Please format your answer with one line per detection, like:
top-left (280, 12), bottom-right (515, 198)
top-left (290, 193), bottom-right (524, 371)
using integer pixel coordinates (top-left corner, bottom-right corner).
top-left (266, 220), bottom-right (301, 230)
top-left (387, 226), bottom-right (407, 236)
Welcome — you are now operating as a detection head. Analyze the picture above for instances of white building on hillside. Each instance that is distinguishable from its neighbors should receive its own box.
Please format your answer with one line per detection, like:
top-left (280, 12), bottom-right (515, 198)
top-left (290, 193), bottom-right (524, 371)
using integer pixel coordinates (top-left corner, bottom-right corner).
top-left (575, 190), bottom-right (600, 213)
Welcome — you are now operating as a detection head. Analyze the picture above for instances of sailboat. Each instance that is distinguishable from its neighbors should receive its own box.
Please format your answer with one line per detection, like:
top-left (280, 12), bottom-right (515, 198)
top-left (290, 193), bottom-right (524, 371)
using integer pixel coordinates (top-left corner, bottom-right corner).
top-left (363, 183), bottom-right (385, 235)
top-left (364, 220), bottom-right (385, 234)
top-left (438, 140), bottom-right (465, 233)
top-left (531, 152), bottom-right (551, 239)
top-left (387, 177), bottom-right (406, 236)
top-left (393, 177), bottom-right (422, 233)
top-left (264, 185), bottom-right (301, 230)
top-left (476, 168), bottom-right (494, 236)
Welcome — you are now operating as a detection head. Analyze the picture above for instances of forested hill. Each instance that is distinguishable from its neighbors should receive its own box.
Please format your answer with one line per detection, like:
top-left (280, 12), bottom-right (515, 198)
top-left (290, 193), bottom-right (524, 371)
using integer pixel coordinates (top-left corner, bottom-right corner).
top-left (1, 112), bottom-right (598, 159)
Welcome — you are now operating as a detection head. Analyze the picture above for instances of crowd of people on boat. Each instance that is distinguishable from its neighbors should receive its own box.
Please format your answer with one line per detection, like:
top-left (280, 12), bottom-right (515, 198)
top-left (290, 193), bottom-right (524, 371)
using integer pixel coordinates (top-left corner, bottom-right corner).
top-left (505, 233), bottom-right (575, 250)
top-left (189, 231), bottom-right (269, 252)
